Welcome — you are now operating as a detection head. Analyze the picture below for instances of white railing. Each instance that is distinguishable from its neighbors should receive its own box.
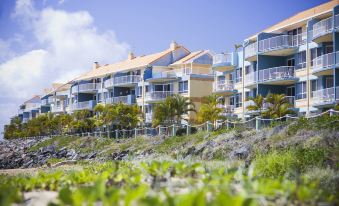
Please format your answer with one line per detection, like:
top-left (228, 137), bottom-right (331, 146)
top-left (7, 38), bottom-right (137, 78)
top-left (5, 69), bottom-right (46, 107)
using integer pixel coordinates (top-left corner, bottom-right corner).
top-left (258, 34), bottom-right (305, 53)
top-left (41, 99), bottom-right (48, 106)
top-left (213, 53), bottom-right (233, 65)
top-left (72, 83), bottom-right (100, 93)
top-left (145, 113), bottom-right (153, 123)
top-left (217, 104), bottom-right (235, 113)
top-left (244, 42), bottom-right (257, 59)
top-left (258, 66), bottom-right (295, 82)
top-left (106, 96), bottom-right (128, 104)
top-left (113, 75), bottom-right (141, 86)
top-left (146, 91), bottom-right (174, 101)
top-left (312, 17), bottom-right (333, 39)
top-left (244, 72), bottom-right (257, 86)
top-left (24, 103), bottom-right (41, 112)
top-left (51, 106), bottom-right (64, 113)
top-left (213, 80), bottom-right (234, 92)
top-left (48, 96), bottom-right (54, 103)
top-left (104, 78), bottom-right (114, 88)
top-left (55, 90), bottom-right (69, 97)
top-left (152, 71), bottom-right (178, 79)
top-left (312, 52), bottom-right (334, 72)
top-left (312, 87), bottom-right (335, 105)
top-left (71, 100), bottom-right (94, 110)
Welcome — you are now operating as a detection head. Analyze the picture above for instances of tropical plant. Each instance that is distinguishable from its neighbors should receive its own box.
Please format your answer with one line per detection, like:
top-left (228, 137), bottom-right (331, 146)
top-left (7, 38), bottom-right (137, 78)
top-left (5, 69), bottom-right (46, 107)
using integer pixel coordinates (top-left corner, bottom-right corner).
top-left (197, 94), bottom-right (223, 125)
top-left (246, 94), bottom-right (264, 116)
top-left (263, 93), bottom-right (294, 118)
top-left (70, 109), bottom-right (95, 133)
top-left (152, 94), bottom-right (195, 126)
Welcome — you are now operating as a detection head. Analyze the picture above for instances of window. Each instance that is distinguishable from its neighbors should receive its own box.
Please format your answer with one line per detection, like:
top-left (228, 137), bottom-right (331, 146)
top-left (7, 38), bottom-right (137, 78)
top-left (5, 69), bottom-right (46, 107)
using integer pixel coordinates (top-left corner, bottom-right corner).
top-left (235, 68), bottom-right (242, 83)
top-left (98, 93), bottom-right (102, 102)
top-left (137, 86), bottom-right (142, 97)
top-left (296, 51), bottom-right (306, 69)
top-left (145, 85), bottom-right (149, 93)
top-left (287, 58), bottom-right (295, 66)
top-left (325, 76), bottom-right (334, 88)
top-left (296, 82), bottom-right (307, 99)
top-left (286, 86), bottom-right (295, 97)
top-left (311, 47), bottom-right (322, 66)
top-left (179, 81), bottom-right (188, 93)
top-left (235, 93), bottom-right (242, 108)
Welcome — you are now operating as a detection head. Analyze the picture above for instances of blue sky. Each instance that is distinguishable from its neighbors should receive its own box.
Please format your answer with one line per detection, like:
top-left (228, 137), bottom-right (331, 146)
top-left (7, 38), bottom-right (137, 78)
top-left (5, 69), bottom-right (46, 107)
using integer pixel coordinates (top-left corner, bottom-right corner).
top-left (0, 0), bottom-right (329, 137)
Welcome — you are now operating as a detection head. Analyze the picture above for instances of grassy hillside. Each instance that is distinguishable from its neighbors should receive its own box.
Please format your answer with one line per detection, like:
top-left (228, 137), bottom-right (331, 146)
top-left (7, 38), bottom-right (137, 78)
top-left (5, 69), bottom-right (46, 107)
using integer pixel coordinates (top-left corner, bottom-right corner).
top-left (0, 116), bottom-right (338, 205)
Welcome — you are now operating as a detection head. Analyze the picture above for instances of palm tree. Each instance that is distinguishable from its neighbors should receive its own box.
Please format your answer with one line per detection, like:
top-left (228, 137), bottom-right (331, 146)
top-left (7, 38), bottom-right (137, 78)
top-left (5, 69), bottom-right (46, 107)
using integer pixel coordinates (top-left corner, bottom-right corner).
top-left (246, 94), bottom-right (264, 116)
top-left (197, 94), bottom-right (223, 125)
top-left (171, 94), bottom-right (196, 125)
top-left (263, 93), bottom-right (294, 118)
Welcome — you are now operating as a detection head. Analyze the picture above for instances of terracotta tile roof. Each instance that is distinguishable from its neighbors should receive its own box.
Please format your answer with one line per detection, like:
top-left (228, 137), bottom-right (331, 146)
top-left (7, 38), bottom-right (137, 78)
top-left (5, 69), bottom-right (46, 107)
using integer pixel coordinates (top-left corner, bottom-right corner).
top-left (75, 45), bottom-right (190, 81)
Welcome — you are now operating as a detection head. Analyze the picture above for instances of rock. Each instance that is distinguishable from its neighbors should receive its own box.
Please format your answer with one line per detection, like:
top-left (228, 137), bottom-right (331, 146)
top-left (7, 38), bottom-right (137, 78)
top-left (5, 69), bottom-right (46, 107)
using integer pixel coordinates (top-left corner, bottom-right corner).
top-left (230, 146), bottom-right (250, 159)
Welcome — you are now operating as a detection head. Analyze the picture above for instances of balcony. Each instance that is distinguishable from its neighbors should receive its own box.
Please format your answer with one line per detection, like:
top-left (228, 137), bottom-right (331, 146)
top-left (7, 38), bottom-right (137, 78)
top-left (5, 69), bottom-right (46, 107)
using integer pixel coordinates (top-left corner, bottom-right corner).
top-left (312, 52), bottom-right (335, 75)
top-left (312, 17), bottom-right (333, 43)
top-left (145, 91), bottom-right (174, 102)
top-left (213, 80), bottom-right (235, 95)
top-left (335, 14), bottom-right (339, 30)
top-left (285, 96), bottom-right (295, 107)
top-left (146, 71), bottom-right (178, 83)
top-left (71, 100), bottom-right (96, 111)
top-left (145, 113), bottom-right (153, 123)
top-left (244, 72), bottom-right (257, 88)
top-left (258, 66), bottom-right (297, 85)
top-left (55, 90), bottom-right (69, 98)
top-left (24, 103), bottom-right (41, 112)
top-left (41, 99), bottom-right (49, 106)
top-left (312, 87), bottom-right (336, 107)
top-left (71, 83), bottom-right (100, 94)
top-left (51, 106), bottom-right (65, 113)
top-left (212, 53), bottom-right (236, 72)
top-left (104, 75), bottom-right (141, 89)
top-left (258, 34), bottom-right (305, 56)
top-left (244, 42), bottom-right (257, 61)
top-left (106, 96), bottom-right (128, 104)
top-left (217, 104), bottom-right (235, 116)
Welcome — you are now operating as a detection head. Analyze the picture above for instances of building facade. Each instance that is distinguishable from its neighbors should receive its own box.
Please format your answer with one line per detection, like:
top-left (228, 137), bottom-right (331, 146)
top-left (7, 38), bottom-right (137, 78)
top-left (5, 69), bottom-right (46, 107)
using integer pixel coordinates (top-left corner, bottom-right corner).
top-left (213, 0), bottom-right (339, 118)
top-left (16, 42), bottom-right (214, 125)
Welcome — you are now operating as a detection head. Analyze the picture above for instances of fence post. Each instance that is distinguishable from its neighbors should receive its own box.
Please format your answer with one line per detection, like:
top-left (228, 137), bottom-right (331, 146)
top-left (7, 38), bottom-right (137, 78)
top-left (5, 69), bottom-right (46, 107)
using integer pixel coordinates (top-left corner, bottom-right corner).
top-left (226, 120), bottom-right (230, 130)
top-left (134, 128), bottom-right (137, 138)
top-left (186, 124), bottom-right (191, 135)
top-left (122, 129), bottom-right (126, 138)
top-left (116, 130), bottom-right (119, 139)
top-left (159, 126), bottom-right (162, 136)
top-left (329, 109), bottom-right (334, 117)
top-left (256, 117), bottom-right (261, 131)
top-left (171, 124), bottom-right (176, 136)
top-left (107, 130), bottom-right (110, 138)
top-left (207, 121), bottom-right (212, 132)
top-left (87, 132), bottom-right (90, 137)
top-left (99, 131), bottom-right (102, 138)
top-left (285, 114), bottom-right (290, 121)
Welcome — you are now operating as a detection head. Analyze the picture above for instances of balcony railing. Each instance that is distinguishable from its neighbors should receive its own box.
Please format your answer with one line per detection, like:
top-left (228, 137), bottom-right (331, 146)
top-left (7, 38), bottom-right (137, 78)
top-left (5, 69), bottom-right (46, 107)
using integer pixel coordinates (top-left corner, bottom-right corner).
top-left (114, 75), bottom-right (141, 86)
top-left (56, 90), bottom-right (69, 97)
top-left (244, 42), bottom-right (257, 59)
top-left (213, 80), bottom-right (234, 92)
top-left (24, 103), bottom-right (41, 112)
top-left (145, 113), bottom-right (153, 123)
top-left (213, 53), bottom-right (233, 65)
top-left (152, 71), bottom-right (178, 79)
top-left (41, 99), bottom-right (49, 106)
top-left (312, 87), bottom-right (335, 105)
top-left (285, 96), bottom-right (295, 107)
top-left (51, 106), bottom-right (64, 113)
top-left (72, 83), bottom-right (101, 93)
top-left (71, 100), bottom-right (96, 111)
top-left (258, 66), bottom-right (295, 83)
top-left (48, 96), bottom-right (54, 103)
top-left (105, 96), bottom-right (128, 104)
top-left (258, 33), bottom-right (305, 53)
top-left (146, 91), bottom-right (174, 101)
top-left (217, 104), bottom-right (235, 114)
top-left (244, 72), bottom-right (257, 86)
top-left (312, 52), bottom-right (335, 73)
top-left (312, 17), bottom-right (333, 39)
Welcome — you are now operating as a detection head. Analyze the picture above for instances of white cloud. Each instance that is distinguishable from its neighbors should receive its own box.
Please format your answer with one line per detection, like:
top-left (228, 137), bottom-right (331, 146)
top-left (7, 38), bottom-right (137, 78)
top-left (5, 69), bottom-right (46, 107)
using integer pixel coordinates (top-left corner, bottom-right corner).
top-left (0, 0), bottom-right (130, 138)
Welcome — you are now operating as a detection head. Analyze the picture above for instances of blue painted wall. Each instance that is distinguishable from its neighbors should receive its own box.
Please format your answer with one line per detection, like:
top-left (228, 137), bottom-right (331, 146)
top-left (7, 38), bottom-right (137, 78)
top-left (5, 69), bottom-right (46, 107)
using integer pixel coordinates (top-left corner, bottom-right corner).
top-left (78, 93), bottom-right (95, 102)
top-left (193, 53), bottom-right (212, 64)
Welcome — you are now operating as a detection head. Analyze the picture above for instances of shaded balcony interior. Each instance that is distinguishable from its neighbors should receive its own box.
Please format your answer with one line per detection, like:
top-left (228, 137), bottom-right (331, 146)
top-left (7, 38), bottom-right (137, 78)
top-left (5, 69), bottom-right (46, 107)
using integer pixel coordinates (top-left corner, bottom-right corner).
top-left (71, 80), bottom-right (101, 94)
top-left (311, 74), bottom-right (338, 107)
top-left (103, 86), bottom-right (136, 105)
top-left (213, 73), bottom-right (236, 95)
top-left (144, 67), bottom-right (180, 83)
top-left (311, 42), bottom-right (335, 75)
top-left (310, 15), bottom-right (334, 43)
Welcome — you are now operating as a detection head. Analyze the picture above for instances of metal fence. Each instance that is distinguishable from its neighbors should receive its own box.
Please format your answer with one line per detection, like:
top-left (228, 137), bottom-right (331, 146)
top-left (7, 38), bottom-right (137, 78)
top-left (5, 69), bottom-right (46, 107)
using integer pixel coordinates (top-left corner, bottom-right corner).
top-left (20, 109), bottom-right (339, 140)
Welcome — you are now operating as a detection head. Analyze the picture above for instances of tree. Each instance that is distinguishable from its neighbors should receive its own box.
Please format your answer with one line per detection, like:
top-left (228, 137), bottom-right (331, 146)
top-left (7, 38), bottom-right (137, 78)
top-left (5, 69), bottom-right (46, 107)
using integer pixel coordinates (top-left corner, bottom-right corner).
top-left (70, 109), bottom-right (95, 133)
top-left (197, 94), bottom-right (223, 125)
top-left (263, 93), bottom-right (294, 118)
top-left (152, 94), bottom-right (195, 126)
top-left (246, 94), bottom-right (264, 116)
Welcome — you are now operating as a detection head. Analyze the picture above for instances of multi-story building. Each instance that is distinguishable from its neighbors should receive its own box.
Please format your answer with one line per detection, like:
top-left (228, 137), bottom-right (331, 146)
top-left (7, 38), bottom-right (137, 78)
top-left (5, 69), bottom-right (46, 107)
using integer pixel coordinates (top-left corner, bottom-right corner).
top-left (213, 0), bottom-right (339, 118)
top-left (14, 42), bottom-right (213, 125)
top-left (17, 95), bottom-right (41, 123)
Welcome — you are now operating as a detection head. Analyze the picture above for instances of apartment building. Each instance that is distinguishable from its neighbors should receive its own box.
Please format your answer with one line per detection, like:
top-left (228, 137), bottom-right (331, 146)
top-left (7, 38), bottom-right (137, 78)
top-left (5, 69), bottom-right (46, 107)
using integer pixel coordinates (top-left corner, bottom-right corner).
top-left (15, 42), bottom-right (213, 125)
top-left (213, 0), bottom-right (339, 118)
top-left (17, 95), bottom-right (41, 123)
